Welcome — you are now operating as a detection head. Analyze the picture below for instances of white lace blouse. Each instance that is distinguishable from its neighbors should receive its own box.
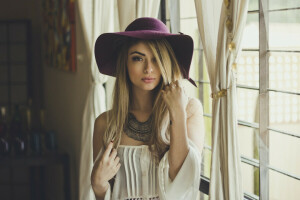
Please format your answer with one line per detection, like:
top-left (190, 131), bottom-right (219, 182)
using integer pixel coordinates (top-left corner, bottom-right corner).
top-left (93, 140), bottom-right (201, 200)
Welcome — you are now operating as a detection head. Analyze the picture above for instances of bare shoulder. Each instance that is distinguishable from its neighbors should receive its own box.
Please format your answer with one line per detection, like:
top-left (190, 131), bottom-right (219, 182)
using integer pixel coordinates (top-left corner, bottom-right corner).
top-left (94, 111), bottom-right (109, 133)
top-left (186, 97), bottom-right (203, 119)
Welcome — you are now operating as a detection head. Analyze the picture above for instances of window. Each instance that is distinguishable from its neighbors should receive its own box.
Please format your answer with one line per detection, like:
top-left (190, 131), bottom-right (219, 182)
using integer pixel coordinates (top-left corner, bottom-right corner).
top-left (0, 21), bottom-right (31, 115)
top-left (162, 0), bottom-right (300, 199)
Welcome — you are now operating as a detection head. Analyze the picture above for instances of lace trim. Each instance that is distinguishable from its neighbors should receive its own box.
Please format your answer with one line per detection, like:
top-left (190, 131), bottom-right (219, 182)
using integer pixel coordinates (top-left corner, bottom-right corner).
top-left (124, 197), bottom-right (159, 200)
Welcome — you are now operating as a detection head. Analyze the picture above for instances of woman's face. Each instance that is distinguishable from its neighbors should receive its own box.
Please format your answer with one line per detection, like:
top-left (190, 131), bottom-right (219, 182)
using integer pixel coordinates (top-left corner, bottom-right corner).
top-left (127, 41), bottom-right (162, 92)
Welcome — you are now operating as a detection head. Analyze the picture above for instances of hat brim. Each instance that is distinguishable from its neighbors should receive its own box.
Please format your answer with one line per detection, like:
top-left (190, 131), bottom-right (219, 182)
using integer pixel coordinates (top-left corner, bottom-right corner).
top-left (94, 31), bottom-right (194, 80)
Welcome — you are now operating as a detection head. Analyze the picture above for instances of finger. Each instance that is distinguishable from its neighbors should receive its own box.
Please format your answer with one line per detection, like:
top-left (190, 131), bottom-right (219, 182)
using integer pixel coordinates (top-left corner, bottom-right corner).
top-left (109, 148), bottom-right (117, 159)
top-left (164, 85), bottom-right (170, 92)
top-left (171, 83), bottom-right (176, 90)
top-left (113, 156), bottom-right (120, 166)
top-left (175, 80), bottom-right (182, 87)
top-left (103, 141), bottom-right (113, 159)
top-left (113, 163), bottom-right (121, 174)
top-left (161, 90), bottom-right (167, 99)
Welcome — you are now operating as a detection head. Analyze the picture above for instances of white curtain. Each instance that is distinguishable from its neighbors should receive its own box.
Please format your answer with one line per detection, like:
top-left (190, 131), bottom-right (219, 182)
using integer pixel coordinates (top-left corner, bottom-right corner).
top-left (194, 0), bottom-right (249, 199)
top-left (78, 0), bottom-right (114, 200)
top-left (168, 0), bottom-right (180, 33)
top-left (117, 0), bottom-right (161, 30)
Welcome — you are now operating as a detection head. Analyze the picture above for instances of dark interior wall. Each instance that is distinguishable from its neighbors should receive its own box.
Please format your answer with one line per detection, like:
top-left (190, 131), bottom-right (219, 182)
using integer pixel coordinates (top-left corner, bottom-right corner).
top-left (0, 1), bottom-right (90, 200)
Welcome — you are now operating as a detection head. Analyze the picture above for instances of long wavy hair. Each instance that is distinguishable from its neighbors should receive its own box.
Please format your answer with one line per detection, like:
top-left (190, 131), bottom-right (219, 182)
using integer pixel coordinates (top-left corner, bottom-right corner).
top-left (102, 38), bottom-right (183, 164)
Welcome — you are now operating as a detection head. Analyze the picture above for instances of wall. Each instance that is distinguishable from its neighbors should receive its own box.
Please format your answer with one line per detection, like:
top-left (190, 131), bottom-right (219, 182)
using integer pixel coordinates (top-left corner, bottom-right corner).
top-left (42, 1), bottom-right (91, 199)
top-left (0, 0), bottom-right (90, 199)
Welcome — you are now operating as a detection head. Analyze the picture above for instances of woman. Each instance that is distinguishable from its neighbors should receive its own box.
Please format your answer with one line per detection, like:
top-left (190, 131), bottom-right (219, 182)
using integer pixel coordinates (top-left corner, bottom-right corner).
top-left (91, 17), bottom-right (204, 200)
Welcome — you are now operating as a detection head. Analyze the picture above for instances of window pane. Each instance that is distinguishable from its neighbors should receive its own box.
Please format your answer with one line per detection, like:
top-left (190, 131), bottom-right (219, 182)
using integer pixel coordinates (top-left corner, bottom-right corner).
top-left (270, 170), bottom-right (300, 200)
top-left (202, 147), bottom-right (212, 178)
top-left (238, 126), bottom-right (259, 160)
top-left (237, 51), bottom-right (259, 88)
top-left (200, 192), bottom-right (209, 200)
top-left (242, 163), bottom-right (259, 196)
top-left (269, 10), bottom-right (300, 51)
top-left (237, 88), bottom-right (259, 124)
top-left (204, 116), bottom-right (212, 147)
top-left (9, 44), bottom-right (27, 63)
top-left (0, 44), bottom-right (7, 62)
top-left (269, 0), bottom-right (300, 10)
top-left (269, 91), bottom-right (300, 134)
top-left (9, 23), bottom-right (27, 43)
top-left (269, 130), bottom-right (300, 177)
top-left (190, 50), bottom-right (200, 80)
top-left (248, 0), bottom-right (258, 11)
top-left (241, 13), bottom-right (258, 50)
top-left (0, 86), bottom-right (8, 104)
top-left (201, 83), bottom-right (212, 115)
top-left (184, 50), bottom-right (200, 98)
top-left (202, 116), bottom-right (212, 179)
top-left (10, 65), bottom-right (27, 83)
top-left (165, 0), bottom-right (170, 20)
top-left (269, 52), bottom-right (300, 93)
top-left (11, 85), bottom-right (27, 104)
top-left (0, 66), bottom-right (8, 83)
top-left (0, 25), bottom-right (7, 43)
top-left (166, 20), bottom-right (171, 30)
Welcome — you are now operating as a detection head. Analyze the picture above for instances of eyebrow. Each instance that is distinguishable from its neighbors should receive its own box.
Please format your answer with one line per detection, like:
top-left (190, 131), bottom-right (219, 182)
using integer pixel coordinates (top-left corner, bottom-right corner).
top-left (129, 51), bottom-right (145, 56)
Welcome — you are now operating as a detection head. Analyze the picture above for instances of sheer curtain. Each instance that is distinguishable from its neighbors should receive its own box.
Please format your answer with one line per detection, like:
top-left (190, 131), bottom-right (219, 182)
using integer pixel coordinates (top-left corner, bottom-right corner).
top-left (117, 0), bottom-right (161, 30)
top-left (194, 0), bottom-right (249, 199)
top-left (78, 0), bottom-right (114, 200)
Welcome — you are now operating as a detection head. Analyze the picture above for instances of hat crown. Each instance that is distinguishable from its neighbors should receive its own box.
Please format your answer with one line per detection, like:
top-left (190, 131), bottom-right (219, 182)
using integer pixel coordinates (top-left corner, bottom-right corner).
top-left (125, 17), bottom-right (170, 33)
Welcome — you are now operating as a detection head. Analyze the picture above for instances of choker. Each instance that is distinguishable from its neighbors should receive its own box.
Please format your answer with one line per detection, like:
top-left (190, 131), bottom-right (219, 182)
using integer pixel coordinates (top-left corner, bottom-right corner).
top-left (123, 112), bottom-right (152, 142)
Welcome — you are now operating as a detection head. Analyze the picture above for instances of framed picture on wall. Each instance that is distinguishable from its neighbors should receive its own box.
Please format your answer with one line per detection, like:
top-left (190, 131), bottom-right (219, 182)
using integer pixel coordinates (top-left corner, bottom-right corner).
top-left (42, 0), bottom-right (76, 72)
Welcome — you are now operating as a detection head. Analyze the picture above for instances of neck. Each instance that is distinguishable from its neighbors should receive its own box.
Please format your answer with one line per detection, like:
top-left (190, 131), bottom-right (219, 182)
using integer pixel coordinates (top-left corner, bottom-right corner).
top-left (130, 87), bottom-right (155, 113)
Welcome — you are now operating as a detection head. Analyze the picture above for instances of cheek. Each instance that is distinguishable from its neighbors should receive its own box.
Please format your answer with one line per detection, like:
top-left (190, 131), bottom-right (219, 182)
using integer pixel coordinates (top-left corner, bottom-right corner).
top-left (127, 64), bottom-right (142, 81)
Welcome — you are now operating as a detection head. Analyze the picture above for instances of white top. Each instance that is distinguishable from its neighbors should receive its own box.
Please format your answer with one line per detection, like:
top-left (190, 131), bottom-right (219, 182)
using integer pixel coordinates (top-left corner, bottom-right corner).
top-left (94, 140), bottom-right (201, 200)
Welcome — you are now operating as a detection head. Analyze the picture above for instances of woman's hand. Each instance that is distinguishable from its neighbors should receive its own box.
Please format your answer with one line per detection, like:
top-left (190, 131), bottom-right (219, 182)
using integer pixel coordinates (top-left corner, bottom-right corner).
top-left (91, 141), bottom-right (121, 196)
top-left (161, 80), bottom-right (188, 119)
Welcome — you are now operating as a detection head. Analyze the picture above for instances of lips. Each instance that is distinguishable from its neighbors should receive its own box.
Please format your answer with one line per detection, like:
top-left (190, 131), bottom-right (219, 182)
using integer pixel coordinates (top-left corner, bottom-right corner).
top-left (142, 77), bottom-right (155, 80)
top-left (142, 77), bottom-right (155, 83)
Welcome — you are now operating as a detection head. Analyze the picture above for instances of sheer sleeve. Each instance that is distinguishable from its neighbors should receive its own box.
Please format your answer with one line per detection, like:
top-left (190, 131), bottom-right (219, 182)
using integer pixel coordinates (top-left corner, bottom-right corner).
top-left (102, 186), bottom-right (112, 200)
top-left (158, 140), bottom-right (201, 200)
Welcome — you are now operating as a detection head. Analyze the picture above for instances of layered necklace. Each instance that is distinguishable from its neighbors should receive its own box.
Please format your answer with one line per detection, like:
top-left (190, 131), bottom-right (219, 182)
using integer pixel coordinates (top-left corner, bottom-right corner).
top-left (123, 112), bottom-right (153, 142)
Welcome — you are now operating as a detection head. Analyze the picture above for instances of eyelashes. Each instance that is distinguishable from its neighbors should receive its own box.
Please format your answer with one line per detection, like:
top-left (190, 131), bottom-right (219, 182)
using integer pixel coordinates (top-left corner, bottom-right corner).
top-left (131, 56), bottom-right (157, 63)
top-left (132, 56), bottom-right (143, 61)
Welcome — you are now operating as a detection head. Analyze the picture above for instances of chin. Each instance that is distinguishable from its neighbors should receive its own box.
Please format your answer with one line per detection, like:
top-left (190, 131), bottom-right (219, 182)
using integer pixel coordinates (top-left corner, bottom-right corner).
top-left (139, 83), bottom-right (160, 91)
top-left (142, 85), bottom-right (157, 91)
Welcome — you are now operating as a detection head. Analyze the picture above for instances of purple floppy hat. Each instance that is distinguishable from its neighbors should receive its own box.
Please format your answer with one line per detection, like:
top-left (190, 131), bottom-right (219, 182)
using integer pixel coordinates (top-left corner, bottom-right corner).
top-left (94, 17), bottom-right (197, 87)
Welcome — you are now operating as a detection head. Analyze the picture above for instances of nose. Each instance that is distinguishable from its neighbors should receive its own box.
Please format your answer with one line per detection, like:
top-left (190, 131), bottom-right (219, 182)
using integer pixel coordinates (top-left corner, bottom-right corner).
top-left (144, 60), bottom-right (153, 74)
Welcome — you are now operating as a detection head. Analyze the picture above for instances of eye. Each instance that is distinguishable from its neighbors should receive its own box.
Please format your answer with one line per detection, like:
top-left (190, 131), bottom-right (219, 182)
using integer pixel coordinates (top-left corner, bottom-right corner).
top-left (132, 56), bottom-right (143, 61)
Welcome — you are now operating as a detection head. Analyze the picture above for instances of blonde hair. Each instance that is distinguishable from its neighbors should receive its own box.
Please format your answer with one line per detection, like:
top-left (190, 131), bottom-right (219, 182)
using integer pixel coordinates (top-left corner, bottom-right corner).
top-left (103, 38), bottom-right (182, 164)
